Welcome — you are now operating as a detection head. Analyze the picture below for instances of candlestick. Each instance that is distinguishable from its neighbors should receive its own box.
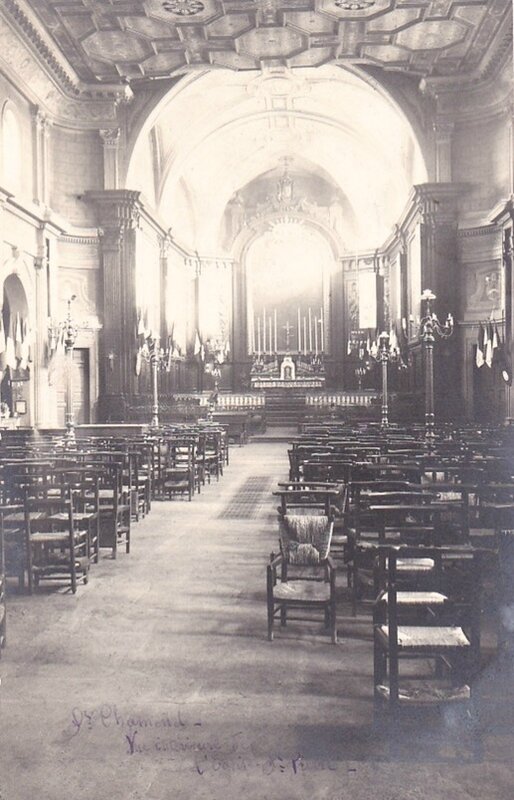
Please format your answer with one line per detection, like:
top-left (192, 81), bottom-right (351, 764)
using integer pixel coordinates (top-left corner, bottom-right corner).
top-left (269, 317), bottom-right (272, 355)
top-left (303, 317), bottom-right (307, 356)
top-left (263, 307), bottom-right (266, 354)
top-left (308, 307), bottom-right (312, 352)
top-left (314, 316), bottom-right (319, 356)
top-left (274, 309), bottom-right (277, 352)
top-left (320, 306), bottom-right (324, 352)
top-left (257, 316), bottom-right (261, 356)
top-left (297, 308), bottom-right (301, 352)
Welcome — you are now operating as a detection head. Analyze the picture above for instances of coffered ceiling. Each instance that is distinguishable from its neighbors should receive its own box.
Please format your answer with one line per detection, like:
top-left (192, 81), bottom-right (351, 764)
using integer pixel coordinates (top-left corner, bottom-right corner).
top-left (20, 0), bottom-right (512, 83)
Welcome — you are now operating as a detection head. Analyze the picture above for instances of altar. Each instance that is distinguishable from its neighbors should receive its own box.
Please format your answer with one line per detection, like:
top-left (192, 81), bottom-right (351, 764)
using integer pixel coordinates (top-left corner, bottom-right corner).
top-left (250, 352), bottom-right (325, 389)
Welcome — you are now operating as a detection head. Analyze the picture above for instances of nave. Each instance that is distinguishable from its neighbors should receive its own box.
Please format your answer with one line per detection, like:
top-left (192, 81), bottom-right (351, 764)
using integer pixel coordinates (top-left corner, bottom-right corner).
top-left (1, 432), bottom-right (514, 800)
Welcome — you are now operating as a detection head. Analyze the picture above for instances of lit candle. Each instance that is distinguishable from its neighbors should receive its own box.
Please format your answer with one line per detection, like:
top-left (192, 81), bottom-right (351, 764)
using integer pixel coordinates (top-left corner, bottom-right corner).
top-left (303, 317), bottom-right (307, 356)
top-left (314, 316), bottom-right (318, 356)
top-left (274, 308), bottom-right (277, 352)
top-left (257, 317), bottom-right (261, 356)
top-left (297, 308), bottom-right (301, 352)
top-left (269, 317), bottom-right (272, 354)
top-left (308, 307), bottom-right (312, 352)
top-left (320, 306), bottom-right (324, 352)
top-left (263, 307), bottom-right (266, 354)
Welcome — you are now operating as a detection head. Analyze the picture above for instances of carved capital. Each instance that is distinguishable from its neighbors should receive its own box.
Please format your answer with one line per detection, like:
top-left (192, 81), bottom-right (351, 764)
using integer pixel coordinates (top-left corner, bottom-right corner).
top-left (99, 128), bottom-right (121, 149)
top-left (159, 228), bottom-right (174, 258)
top-left (433, 117), bottom-right (455, 141)
top-left (85, 190), bottom-right (142, 233)
top-left (98, 225), bottom-right (124, 252)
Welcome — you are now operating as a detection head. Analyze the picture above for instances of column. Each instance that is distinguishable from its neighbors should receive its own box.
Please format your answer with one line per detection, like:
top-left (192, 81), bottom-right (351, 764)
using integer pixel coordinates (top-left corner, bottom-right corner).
top-left (99, 128), bottom-right (121, 190)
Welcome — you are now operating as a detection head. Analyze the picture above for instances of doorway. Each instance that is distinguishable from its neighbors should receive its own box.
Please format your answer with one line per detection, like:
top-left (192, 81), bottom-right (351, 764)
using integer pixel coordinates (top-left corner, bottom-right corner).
top-left (56, 348), bottom-right (91, 426)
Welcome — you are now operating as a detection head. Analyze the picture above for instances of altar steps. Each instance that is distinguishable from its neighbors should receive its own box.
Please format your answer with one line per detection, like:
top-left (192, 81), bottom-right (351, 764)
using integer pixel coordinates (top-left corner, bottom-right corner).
top-left (265, 391), bottom-right (306, 427)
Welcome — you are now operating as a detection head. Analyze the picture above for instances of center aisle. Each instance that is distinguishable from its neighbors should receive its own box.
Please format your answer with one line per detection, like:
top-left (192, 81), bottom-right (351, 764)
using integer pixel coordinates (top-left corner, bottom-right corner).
top-left (0, 441), bottom-right (508, 800)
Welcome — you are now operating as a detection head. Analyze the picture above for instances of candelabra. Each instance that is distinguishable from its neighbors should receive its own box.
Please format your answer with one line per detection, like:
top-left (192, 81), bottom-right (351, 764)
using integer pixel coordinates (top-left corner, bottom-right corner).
top-left (419, 289), bottom-right (454, 444)
top-left (368, 332), bottom-right (402, 428)
top-left (140, 335), bottom-right (169, 428)
top-left (354, 365), bottom-right (367, 391)
top-left (48, 295), bottom-right (100, 444)
top-left (204, 338), bottom-right (226, 419)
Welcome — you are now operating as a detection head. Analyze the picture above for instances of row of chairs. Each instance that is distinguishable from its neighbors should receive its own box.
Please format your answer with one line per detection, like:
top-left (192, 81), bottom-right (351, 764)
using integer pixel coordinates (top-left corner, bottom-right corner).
top-left (0, 422), bottom-right (231, 663)
top-left (265, 421), bottom-right (511, 757)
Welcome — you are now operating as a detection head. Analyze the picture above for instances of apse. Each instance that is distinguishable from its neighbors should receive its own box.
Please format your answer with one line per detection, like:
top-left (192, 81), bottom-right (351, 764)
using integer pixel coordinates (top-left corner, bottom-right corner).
top-left (246, 221), bottom-right (332, 354)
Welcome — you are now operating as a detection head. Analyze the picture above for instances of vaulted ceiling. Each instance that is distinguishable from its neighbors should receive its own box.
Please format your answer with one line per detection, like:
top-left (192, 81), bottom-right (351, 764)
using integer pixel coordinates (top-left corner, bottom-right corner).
top-left (23, 0), bottom-right (512, 83)
top-left (126, 66), bottom-right (427, 252)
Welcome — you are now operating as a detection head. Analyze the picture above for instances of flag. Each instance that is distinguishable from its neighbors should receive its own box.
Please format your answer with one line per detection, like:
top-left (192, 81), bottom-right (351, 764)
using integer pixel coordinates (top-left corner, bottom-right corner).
top-left (484, 322), bottom-right (493, 368)
top-left (491, 322), bottom-right (499, 361)
top-left (137, 311), bottom-right (145, 337)
top-left (135, 347), bottom-right (142, 377)
top-left (5, 333), bottom-right (16, 370)
top-left (166, 330), bottom-right (174, 372)
top-left (14, 313), bottom-right (23, 362)
top-left (476, 323), bottom-right (485, 368)
top-left (19, 319), bottom-right (30, 370)
top-left (0, 314), bottom-right (5, 357)
top-left (194, 330), bottom-right (204, 361)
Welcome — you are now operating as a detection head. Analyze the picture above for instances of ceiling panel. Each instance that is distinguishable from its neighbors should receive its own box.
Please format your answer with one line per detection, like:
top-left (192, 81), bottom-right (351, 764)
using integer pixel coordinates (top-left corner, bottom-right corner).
top-left (21, 0), bottom-right (512, 82)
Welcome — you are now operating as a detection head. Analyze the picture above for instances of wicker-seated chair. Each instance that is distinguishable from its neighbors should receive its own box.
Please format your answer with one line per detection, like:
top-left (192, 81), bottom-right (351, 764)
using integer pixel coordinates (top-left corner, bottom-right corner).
top-left (373, 547), bottom-right (482, 759)
top-left (267, 514), bottom-right (337, 643)
top-left (24, 492), bottom-right (90, 594)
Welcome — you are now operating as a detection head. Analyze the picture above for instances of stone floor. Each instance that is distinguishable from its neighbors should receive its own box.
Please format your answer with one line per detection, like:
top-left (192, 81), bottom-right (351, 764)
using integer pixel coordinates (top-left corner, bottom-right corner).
top-left (1, 441), bottom-right (514, 800)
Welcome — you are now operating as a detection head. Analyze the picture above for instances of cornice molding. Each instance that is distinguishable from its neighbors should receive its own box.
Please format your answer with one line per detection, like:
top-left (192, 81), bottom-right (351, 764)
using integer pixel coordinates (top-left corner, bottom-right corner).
top-left (0, 2), bottom-right (133, 127)
top-left (3, 0), bottom-right (80, 96)
top-left (457, 224), bottom-right (499, 239)
top-left (59, 234), bottom-right (100, 246)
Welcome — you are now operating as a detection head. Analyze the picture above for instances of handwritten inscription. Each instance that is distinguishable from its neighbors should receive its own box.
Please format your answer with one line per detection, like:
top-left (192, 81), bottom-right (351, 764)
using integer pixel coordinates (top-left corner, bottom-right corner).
top-left (69, 704), bottom-right (200, 736)
top-left (67, 704), bottom-right (340, 777)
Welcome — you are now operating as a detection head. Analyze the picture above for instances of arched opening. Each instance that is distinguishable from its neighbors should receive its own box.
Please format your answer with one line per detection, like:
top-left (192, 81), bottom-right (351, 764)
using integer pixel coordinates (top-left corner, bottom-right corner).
top-left (1, 273), bottom-right (31, 423)
top-left (245, 221), bottom-right (334, 356)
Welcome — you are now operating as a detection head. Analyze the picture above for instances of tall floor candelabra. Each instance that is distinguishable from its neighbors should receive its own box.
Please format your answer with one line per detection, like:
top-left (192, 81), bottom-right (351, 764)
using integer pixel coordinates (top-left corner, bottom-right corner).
top-left (48, 295), bottom-right (100, 445)
top-left (140, 335), bottom-right (169, 428)
top-left (420, 289), bottom-right (454, 444)
top-left (368, 331), bottom-right (402, 428)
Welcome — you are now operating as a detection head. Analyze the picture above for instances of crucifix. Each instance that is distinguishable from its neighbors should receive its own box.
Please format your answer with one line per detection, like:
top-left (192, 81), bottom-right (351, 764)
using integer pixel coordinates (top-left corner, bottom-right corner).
top-left (282, 320), bottom-right (293, 351)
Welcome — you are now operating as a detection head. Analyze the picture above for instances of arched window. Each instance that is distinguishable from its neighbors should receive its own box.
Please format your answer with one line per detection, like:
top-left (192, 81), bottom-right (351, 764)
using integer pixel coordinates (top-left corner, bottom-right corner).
top-left (2, 105), bottom-right (22, 193)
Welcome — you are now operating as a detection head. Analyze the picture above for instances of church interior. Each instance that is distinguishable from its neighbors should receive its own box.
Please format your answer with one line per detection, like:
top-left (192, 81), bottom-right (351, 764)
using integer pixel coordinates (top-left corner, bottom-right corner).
top-left (0, 0), bottom-right (514, 797)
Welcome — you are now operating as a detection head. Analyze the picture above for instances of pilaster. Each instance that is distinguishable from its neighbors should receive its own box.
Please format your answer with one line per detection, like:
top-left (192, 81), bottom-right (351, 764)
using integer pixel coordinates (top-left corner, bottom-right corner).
top-left (85, 189), bottom-right (142, 420)
top-left (99, 129), bottom-right (121, 191)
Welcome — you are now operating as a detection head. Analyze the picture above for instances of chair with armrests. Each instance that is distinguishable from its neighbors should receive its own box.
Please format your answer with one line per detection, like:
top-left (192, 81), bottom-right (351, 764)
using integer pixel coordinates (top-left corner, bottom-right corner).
top-left (267, 514), bottom-right (337, 643)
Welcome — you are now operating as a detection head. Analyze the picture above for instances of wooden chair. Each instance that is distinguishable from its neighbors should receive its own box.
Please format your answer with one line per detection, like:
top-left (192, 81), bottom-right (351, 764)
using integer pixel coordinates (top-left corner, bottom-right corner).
top-left (162, 439), bottom-right (195, 501)
top-left (373, 547), bottom-right (482, 758)
top-left (96, 461), bottom-right (131, 558)
top-left (24, 490), bottom-right (90, 594)
top-left (54, 467), bottom-right (101, 565)
top-left (267, 514), bottom-right (337, 643)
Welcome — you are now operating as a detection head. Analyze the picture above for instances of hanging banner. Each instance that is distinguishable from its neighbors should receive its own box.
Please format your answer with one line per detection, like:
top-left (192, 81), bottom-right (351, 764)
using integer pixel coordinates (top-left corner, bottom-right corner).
top-left (358, 272), bottom-right (377, 330)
